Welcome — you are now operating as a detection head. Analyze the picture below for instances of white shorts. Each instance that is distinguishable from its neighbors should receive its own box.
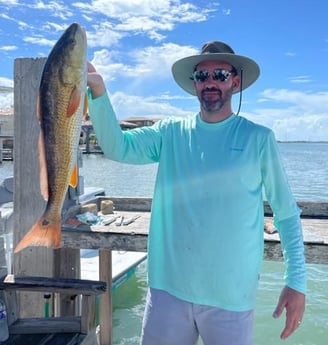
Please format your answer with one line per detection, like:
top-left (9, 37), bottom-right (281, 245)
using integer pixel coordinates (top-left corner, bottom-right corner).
top-left (140, 288), bottom-right (254, 345)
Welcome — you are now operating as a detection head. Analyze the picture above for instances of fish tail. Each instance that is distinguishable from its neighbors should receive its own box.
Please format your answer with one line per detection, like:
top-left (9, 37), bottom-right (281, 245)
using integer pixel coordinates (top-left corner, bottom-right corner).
top-left (14, 217), bottom-right (61, 253)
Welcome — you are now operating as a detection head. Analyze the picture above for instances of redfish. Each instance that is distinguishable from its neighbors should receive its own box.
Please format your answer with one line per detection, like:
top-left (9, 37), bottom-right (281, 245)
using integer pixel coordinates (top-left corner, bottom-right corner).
top-left (15, 23), bottom-right (87, 253)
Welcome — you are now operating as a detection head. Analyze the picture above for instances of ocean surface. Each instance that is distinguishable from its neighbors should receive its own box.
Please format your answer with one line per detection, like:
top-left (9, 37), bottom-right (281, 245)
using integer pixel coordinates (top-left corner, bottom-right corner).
top-left (0, 142), bottom-right (327, 344)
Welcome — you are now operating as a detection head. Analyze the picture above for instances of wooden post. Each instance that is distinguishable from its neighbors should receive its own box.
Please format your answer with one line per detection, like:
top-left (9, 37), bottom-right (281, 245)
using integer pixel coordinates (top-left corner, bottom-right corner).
top-left (13, 58), bottom-right (54, 317)
top-left (99, 249), bottom-right (112, 345)
top-left (53, 248), bottom-right (81, 316)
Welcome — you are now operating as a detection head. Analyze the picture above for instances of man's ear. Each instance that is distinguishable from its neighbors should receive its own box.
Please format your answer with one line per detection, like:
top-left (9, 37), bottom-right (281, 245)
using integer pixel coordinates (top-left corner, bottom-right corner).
top-left (232, 75), bottom-right (241, 92)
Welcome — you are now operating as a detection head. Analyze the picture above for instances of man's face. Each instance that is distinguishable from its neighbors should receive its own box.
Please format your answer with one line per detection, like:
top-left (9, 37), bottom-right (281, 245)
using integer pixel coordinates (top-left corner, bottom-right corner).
top-left (193, 60), bottom-right (239, 113)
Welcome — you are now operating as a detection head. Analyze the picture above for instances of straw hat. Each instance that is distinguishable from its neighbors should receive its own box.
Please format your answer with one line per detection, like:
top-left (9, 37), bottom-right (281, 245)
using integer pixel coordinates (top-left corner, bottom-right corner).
top-left (172, 41), bottom-right (260, 95)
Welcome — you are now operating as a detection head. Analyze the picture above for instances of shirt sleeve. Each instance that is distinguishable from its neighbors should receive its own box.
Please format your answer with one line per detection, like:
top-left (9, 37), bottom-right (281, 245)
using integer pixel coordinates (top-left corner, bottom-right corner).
top-left (260, 131), bottom-right (306, 294)
top-left (275, 215), bottom-right (307, 294)
top-left (87, 90), bottom-right (161, 164)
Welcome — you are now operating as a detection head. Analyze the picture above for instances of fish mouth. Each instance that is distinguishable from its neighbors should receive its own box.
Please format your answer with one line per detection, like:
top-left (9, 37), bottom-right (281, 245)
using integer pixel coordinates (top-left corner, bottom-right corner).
top-left (52, 23), bottom-right (87, 57)
top-left (67, 23), bottom-right (86, 39)
top-left (66, 23), bottom-right (87, 52)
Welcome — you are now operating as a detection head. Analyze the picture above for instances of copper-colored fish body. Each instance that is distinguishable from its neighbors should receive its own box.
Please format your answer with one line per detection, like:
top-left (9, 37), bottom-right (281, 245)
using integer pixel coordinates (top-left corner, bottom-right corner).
top-left (15, 23), bottom-right (87, 253)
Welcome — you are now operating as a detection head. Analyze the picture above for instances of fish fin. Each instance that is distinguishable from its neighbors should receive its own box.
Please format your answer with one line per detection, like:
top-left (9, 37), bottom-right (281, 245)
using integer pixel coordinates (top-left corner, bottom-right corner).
top-left (83, 93), bottom-right (88, 121)
top-left (38, 130), bottom-right (49, 200)
top-left (14, 218), bottom-right (61, 253)
top-left (67, 86), bottom-right (82, 117)
top-left (69, 164), bottom-right (78, 188)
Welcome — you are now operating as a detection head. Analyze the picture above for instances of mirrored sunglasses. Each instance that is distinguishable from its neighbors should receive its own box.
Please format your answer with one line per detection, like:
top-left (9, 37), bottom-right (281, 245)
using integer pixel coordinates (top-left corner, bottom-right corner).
top-left (191, 68), bottom-right (234, 83)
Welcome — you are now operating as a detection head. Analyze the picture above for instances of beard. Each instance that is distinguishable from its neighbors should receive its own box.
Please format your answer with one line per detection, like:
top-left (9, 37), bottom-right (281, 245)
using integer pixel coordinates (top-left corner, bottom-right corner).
top-left (198, 87), bottom-right (233, 112)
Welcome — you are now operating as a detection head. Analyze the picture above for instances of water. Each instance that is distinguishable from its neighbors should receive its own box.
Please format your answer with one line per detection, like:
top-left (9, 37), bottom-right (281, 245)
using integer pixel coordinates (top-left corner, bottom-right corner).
top-left (1, 142), bottom-right (327, 344)
top-left (113, 261), bottom-right (328, 345)
top-left (278, 143), bottom-right (328, 202)
top-left (80, 154), bottom-right (157, 198)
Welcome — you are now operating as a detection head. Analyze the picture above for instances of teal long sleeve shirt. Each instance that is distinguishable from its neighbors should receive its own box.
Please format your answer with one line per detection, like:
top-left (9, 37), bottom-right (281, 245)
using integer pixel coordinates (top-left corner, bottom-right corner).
top-left (88, 91), bottom-right (306, 311)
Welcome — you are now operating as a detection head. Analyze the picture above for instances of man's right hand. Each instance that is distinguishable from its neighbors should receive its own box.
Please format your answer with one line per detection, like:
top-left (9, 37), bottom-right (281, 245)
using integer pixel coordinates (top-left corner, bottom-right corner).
top-left (87, 62), bottom-right (106, 99)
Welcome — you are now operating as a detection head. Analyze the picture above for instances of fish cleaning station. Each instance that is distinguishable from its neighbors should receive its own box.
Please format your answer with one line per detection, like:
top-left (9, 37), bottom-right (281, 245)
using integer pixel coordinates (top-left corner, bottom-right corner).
top-left (0, 57), bottom-right (328, 345)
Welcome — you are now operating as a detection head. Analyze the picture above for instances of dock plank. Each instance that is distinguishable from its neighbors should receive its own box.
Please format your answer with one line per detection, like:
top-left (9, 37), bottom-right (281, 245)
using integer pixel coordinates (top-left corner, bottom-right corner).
top-left (5, 332), bottom-right (85, 345)
top-left (9, 316), bottom-right (82, 334)
top-left (1, 275), bottom-right (106, 295)
top-left (62, 209), bottom-right (328, 264)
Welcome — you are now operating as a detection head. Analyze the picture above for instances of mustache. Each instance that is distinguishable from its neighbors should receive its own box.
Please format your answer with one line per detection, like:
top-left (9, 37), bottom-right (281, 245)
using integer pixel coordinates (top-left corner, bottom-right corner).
top-left (201, 87), bottom-right (221, 96)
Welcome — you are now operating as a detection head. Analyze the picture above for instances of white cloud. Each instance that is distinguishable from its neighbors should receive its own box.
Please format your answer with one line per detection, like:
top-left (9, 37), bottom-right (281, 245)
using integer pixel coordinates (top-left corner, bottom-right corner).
top-left (222, 8), bottom-right (231, 15)
top-left (289, 75), bottom-right (312, 84)
top-left (86, 22), bottom-right (125, 48)
top-left (110, 91), bottom-right (190, 119)
top-left (90, 42), bottom-right (197, 83)
top-left (0, 45), bottom-right (17, 51)
top-left (0, 0), bottom-right (19, 5)
top-left (0, 77), bottom-right (13, 89)
top-left (76, 0), bottom-right (214, 40)
top-left (23, 36), bottom-right (56, 47)
top-left (271, 114), bottom-right (328, 142)
top-left (90, 49), bottom-right (128, 81)
top-left (0, 78), bottom-right (14, 108)
top-left (42, 22), bottom-right (68, 32)
top-left (30, 0), bottom-right (73, 20)
top-left (127, 43), bottom-right (197, 78)
top-left (0, 13), bottom-right (11, 19)
top-left (260, 89), bottom-right (328, 113)
top-left (245, 89), bottom-right (328, 141)
top-left (84, 0), bottom-right (203, 20)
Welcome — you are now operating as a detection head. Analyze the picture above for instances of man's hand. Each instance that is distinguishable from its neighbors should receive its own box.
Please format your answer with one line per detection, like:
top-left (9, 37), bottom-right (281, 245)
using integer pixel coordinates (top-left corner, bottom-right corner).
top-left (87, 62), bottom-right (106, 99)
top-left (273, 286), bottom-right (305, 340)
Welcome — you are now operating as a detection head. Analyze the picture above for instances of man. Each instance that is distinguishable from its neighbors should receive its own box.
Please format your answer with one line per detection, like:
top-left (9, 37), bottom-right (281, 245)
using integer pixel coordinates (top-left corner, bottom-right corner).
top-left (87, 41), bottom-right (306, 345)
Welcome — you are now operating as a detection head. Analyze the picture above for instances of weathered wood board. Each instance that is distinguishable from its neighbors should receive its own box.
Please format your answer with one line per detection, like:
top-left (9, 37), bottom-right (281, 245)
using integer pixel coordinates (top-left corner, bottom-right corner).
top-left (62, 197), bottom-right (328, 265)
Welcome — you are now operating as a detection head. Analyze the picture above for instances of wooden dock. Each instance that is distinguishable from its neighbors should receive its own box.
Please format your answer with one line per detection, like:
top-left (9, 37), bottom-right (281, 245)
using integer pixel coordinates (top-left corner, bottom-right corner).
top-left (3, 196), bottom-right (327, 345)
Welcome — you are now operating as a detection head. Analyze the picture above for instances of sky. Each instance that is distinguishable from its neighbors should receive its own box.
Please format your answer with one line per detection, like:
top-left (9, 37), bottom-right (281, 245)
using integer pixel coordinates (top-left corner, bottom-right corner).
top-left (0, 0), bottom-right (327, 141)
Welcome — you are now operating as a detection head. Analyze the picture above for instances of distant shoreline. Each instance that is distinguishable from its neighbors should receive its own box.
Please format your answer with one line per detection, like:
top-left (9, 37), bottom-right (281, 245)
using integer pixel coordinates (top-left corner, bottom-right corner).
top-left (277, 141), bottom-right (328, 144)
